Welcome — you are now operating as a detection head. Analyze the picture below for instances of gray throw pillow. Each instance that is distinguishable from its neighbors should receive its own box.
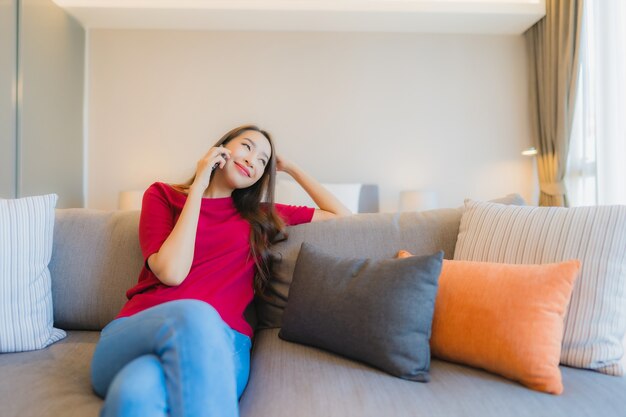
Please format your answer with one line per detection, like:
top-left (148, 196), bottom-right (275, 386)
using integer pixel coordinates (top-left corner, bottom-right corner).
top-left (279, 242), bottom-right (443, 382)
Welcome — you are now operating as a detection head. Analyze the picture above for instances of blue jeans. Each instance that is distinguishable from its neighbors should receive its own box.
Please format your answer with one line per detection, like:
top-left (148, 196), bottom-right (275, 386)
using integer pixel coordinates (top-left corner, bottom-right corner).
top-left (91, 299), bottom-right (252, 417)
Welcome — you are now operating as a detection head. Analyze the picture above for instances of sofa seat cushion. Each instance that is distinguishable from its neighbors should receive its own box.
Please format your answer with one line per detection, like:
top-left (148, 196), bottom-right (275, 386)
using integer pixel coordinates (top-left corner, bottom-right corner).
top-left (240, 329), bottom-right (626, 417)
top-left (0, 330), bottom-right (102, 417)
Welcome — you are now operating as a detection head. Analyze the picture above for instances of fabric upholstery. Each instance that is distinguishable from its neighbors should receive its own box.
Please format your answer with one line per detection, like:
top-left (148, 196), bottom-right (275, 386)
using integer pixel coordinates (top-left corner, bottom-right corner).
top-left (49, 209), bottom-right (143, 330)
top-left (4, 329), bottom-right (625, 417)
top-left (0, 331), bottom-right (102, 417)
top-left (239, 329), bottom-right (626, 417)
top-left (3, 200), bottom-right (626, 417)
top-left (454, 200), bottom-right (626, 375)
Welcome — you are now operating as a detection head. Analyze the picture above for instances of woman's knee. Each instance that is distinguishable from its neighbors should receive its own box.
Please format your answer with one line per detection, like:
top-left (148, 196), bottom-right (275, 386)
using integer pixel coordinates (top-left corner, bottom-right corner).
top-left (166, 300), bottom-right (230, 342)
top-left (101, 355), bottom-right (168, 417)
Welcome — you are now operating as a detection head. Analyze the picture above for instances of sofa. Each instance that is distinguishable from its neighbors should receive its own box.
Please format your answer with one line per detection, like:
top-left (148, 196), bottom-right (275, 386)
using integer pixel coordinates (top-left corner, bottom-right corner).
top-left (1, 200), bottom-right (626, 417)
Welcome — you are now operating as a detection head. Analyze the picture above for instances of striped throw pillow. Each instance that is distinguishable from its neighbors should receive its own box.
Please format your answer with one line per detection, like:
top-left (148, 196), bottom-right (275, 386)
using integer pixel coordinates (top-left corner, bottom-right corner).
top-left (454, 200), bottom-right (626, 375)
top-left (0, 194), bottom-right (66, 352)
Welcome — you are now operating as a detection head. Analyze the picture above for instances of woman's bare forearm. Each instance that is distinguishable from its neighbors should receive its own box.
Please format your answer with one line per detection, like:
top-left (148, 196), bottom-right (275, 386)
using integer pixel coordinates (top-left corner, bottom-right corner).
top-left (147, 187), bottom-right (203, 286)
top-left (282, 163), bottom-right (351, 217)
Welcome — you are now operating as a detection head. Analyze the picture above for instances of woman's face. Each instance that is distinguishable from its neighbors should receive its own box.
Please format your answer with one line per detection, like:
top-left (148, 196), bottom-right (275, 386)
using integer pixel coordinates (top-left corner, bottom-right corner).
top-left (220, 130), bottom-right (272, 189)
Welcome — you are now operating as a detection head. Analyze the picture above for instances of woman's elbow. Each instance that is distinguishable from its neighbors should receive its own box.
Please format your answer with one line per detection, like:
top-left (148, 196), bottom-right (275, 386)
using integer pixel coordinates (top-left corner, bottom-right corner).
top-left (157, 269), bottom-right (187, 286)
top-left (148, 254), bottom-right (187, 286)
top-left (335, 207), bottom-right (352, 217)
top-left (329, 206), bottom-right (353, 217)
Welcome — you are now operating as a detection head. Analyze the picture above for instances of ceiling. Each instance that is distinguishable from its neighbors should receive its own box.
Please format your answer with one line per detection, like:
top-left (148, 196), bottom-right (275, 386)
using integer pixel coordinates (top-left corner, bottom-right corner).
top-left (52, 0), bottom-right (546, 34)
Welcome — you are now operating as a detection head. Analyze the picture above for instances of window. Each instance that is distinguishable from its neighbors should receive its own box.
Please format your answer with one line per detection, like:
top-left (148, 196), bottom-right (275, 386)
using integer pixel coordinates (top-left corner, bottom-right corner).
top-left (567, 0), bottom-right (626, 206)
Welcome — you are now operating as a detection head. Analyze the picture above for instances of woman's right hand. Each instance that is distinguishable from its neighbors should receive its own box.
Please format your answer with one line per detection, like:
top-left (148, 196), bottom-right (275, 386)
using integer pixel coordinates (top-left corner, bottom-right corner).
top-left (190, 146), bottom-right (231, 193)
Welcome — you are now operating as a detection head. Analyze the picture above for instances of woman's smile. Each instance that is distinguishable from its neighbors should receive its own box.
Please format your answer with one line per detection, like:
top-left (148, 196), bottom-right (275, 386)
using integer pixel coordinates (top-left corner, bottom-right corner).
top-left (234, 161), bottom-right (251, 177)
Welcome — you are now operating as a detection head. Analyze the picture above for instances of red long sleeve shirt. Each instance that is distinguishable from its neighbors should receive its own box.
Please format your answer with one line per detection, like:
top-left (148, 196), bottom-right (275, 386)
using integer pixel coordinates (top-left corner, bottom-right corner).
top-left (116, 182), bottom-right (314, 337)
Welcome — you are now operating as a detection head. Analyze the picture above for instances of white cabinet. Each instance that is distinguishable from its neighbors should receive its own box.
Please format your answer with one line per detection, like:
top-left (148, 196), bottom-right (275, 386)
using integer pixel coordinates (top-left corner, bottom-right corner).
top-left (52, 0), bottom-right (546, 34)
top-left (0, 2), bottom-right (17, 198)
top-left (0, 0), bottom-right (85, 208)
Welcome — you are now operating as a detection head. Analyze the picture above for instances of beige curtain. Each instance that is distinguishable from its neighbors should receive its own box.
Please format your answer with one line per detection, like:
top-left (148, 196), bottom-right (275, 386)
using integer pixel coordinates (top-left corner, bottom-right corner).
top-left (525, 0), bottom-right (584, 207)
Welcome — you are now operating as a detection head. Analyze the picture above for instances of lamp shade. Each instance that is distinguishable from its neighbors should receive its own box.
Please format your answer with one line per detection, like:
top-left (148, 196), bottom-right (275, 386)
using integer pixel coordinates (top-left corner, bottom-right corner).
top-left (398, 190), bottom-right (438, 212)
top-left (522, 147), bottom-right (538, 156)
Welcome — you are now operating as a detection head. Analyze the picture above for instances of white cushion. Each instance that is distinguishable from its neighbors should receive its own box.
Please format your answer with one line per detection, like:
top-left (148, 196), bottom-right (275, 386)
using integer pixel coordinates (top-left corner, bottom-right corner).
top-left (0, 194), bottom-right (66, 352)
top-left (274, 179), bottom-right (361, 214)
top-left (454, 200), bottom-right (626, 375)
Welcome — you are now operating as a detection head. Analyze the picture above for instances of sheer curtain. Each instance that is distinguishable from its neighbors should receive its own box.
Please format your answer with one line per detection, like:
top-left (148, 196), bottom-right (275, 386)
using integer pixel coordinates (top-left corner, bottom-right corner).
top-left (567, 0), bottom-right (626, 206)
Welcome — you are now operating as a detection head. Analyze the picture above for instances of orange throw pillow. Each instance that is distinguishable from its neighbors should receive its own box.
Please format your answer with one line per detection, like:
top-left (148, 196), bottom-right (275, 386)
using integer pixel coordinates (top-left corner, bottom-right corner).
top-left (396, 251), bottom-right (580, 395)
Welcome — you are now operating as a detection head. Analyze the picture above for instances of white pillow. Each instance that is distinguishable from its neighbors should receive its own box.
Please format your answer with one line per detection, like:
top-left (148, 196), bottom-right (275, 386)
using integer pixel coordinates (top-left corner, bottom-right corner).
top-left (275, 179), bottom-right (361, 213)
top-left (454, 200), bottom-right (626, 375)
top-left (0, 194), bottom-right (66, 352)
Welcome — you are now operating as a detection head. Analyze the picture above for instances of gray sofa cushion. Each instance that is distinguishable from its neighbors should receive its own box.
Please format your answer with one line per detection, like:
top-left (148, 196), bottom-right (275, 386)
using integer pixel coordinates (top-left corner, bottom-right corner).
top-left (257, 209), bottom-right (462, 329)
top-left (0, 331), bottom-right (102, 417)
top-left (280, 243), bottom-right (443, 382)
top-left (50, 209), bottom-right (143, 330)
top-left (240, 329), bottom-right (626, 417)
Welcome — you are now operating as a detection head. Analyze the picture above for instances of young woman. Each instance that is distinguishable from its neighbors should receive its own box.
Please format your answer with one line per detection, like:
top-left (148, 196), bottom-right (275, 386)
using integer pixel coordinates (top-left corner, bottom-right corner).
top-left (90, 125), bottom-right (351, 417)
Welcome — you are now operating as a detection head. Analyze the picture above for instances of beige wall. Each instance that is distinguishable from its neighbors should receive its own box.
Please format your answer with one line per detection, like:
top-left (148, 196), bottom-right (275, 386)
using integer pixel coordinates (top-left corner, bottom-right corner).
top-left (88, 30), bottom-right (535, 212)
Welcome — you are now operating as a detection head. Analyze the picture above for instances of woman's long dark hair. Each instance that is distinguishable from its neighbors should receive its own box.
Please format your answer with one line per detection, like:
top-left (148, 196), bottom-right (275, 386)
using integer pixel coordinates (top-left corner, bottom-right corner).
top-left (171, 125), bottom-right (285, 297)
